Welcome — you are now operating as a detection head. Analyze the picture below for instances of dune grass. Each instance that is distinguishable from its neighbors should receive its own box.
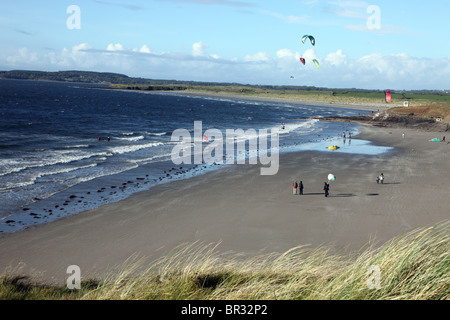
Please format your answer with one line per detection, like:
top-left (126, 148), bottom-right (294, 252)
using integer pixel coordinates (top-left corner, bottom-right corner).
top-left (1, 220), bottom-right (449, 300)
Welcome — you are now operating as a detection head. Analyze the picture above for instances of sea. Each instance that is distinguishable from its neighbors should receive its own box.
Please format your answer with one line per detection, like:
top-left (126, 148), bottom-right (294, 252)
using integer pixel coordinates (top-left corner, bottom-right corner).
top-left (0, 79), bottom-right (392, 233)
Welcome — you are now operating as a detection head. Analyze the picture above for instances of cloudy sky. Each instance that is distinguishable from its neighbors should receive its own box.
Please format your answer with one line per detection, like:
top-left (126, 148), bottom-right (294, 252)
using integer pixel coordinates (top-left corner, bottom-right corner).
top-left (1, 0), bottom-right (449, 90)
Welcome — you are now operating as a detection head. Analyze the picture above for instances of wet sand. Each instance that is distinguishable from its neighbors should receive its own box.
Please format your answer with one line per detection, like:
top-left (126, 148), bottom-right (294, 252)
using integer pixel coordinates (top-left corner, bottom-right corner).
top-left (0, 124), bottom-right (449, 285)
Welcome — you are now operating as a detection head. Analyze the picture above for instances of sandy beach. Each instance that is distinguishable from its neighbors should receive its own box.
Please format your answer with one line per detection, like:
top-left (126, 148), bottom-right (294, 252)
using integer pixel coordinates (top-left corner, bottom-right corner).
top-left (0, 118), bottom-right (449, 285)
top-left (176, 90), bottom-right (396, 112)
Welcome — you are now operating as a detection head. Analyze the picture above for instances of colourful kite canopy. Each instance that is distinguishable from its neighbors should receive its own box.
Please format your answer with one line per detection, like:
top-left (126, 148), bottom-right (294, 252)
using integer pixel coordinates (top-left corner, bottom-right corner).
top-left (312, 59), bottom-right (320, 69)
top-left (302, 35), bottom-right (315, 46)
top-left (385, 90), bottom-right (391, 103)
top-left (299, 57), bottom-right (306, 65)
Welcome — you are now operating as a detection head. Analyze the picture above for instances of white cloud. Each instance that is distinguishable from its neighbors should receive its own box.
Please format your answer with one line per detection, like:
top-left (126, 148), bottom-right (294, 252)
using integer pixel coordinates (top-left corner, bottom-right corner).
top-left (302, 48), bottom-right (318, 61)
top-left (139, 45), bottom-right (152, 54)
top-left (325, 49), bottom-right (347, 66)
top-left (106, 43), bottom-right (125, 51)
top-left (2, 44), bottom-right (449, 90)
top-left (276, 48), bottom-right (299, 60)
top-left (275, 49), bottom-right (301, 74)
top-left (192, 41), bottom-right (208, 57)
top-left (6, 47), bottom-right (38, 65)
top-left (244, 52), bottom-right (270, 62)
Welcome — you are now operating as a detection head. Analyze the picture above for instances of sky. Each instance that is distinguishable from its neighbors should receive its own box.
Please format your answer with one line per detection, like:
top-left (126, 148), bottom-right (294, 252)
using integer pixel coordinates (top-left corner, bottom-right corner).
top-left (1, 0), bottom-right (449, 90)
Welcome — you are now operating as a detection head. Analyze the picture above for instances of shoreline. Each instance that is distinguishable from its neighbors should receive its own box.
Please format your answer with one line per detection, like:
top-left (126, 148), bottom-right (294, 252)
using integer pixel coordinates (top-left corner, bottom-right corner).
top-left (0, 121), bottom-right (449, 285)
top-left (169, 90), bottom-right (449, 131)
top-left (168, 90), bottom-right (393, 112)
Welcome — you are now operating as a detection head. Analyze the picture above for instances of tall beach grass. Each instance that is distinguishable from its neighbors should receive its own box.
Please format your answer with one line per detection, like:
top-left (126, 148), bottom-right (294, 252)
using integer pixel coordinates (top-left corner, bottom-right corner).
top-left (1, 220), bottom-right (449, 300)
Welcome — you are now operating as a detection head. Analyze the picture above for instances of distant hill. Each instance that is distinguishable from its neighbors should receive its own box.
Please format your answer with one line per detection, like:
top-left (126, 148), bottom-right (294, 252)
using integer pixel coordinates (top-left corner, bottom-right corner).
top-left (1, 70), bottom-right (448, 96)
top-left (0, 70), bottom-right (164, 85)
top-left (0, 70), bottom-right (241, 87)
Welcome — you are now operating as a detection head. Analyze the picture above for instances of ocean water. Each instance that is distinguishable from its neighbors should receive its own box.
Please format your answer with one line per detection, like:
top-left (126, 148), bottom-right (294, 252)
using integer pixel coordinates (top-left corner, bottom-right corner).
top-left (0, 79), bottom-right (390, 233)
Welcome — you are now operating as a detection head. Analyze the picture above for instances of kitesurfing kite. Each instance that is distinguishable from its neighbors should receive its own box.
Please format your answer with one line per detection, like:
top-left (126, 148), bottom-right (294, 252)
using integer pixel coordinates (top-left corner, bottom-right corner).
top-left (385, 90), bottom-right (391, 103)
top-left (302, 35), bottom-right (315, 46)
top-left (327, 145), bottom-right (339, 151)
top-left (312, 59), bottom-right (320, 69)
top-left (299, 34), bottom-right (318, 69)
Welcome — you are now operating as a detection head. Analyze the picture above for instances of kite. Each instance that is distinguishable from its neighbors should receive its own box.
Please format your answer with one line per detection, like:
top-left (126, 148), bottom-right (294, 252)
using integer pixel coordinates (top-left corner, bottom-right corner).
top-left (299, 57), bottom-right (306, 65)
top-left (312, 59), bottom-right (320, 69)
top-left (302, 35), bottom-right (315, 46)
top-left (385, 90), bottom-right (391, 103)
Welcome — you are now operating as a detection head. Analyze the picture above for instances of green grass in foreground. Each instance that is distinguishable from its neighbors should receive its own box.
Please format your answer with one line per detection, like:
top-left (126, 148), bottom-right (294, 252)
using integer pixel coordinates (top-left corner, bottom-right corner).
top-left (1, 220), bottom-right (449, 300)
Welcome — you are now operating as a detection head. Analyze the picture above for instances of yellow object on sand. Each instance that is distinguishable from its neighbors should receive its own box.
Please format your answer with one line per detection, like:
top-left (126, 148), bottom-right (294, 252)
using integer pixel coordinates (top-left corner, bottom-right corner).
top-left (328, 145), bottom-right (340, 151)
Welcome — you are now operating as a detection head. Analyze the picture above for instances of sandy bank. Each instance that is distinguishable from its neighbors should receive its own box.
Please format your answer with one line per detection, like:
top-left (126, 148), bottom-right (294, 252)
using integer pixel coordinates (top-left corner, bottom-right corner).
top-left (173, 90), bottom-right (394, 112)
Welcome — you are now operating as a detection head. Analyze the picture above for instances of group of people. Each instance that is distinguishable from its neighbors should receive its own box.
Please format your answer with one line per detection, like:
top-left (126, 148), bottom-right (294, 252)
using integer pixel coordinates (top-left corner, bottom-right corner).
top-left (293, 173), bottom-right (385, 198)
top-left (376, 173), bottom-right (384, 184)
top-left (98, 136), bottom-right (111, 142)
top-left (292, 181), bottom-right (304, 195)
top-left (292, 181), bottom-right (330, 197)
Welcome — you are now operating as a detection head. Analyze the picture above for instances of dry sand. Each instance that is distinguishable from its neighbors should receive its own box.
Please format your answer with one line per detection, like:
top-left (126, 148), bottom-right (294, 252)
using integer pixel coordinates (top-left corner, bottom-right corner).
top-left (177, 90), bottom-right (395, 111)
top-left (0, 122), bottom-right (449, 285)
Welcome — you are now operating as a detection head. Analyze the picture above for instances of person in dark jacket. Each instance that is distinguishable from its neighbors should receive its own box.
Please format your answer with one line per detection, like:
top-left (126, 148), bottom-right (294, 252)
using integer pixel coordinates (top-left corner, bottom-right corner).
top-left (324, 182), bottom-right (329, 197)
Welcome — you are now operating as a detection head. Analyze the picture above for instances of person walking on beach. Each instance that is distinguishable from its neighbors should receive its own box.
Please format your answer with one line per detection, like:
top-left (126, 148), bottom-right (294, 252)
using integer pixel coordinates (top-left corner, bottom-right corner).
top-left (324, 182), bottom-right (329, 197)
top-left (379, 173), bottom-right (384, 184)
top-left (293, 181), bottom-right (298, 195)
top-left (299, 181), bottom-right (304, 195)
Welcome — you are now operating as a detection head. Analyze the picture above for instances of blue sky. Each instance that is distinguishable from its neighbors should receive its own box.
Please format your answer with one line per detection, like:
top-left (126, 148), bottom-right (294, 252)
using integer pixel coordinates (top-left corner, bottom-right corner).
top-left (1, 0), bottom-right (449, 90)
